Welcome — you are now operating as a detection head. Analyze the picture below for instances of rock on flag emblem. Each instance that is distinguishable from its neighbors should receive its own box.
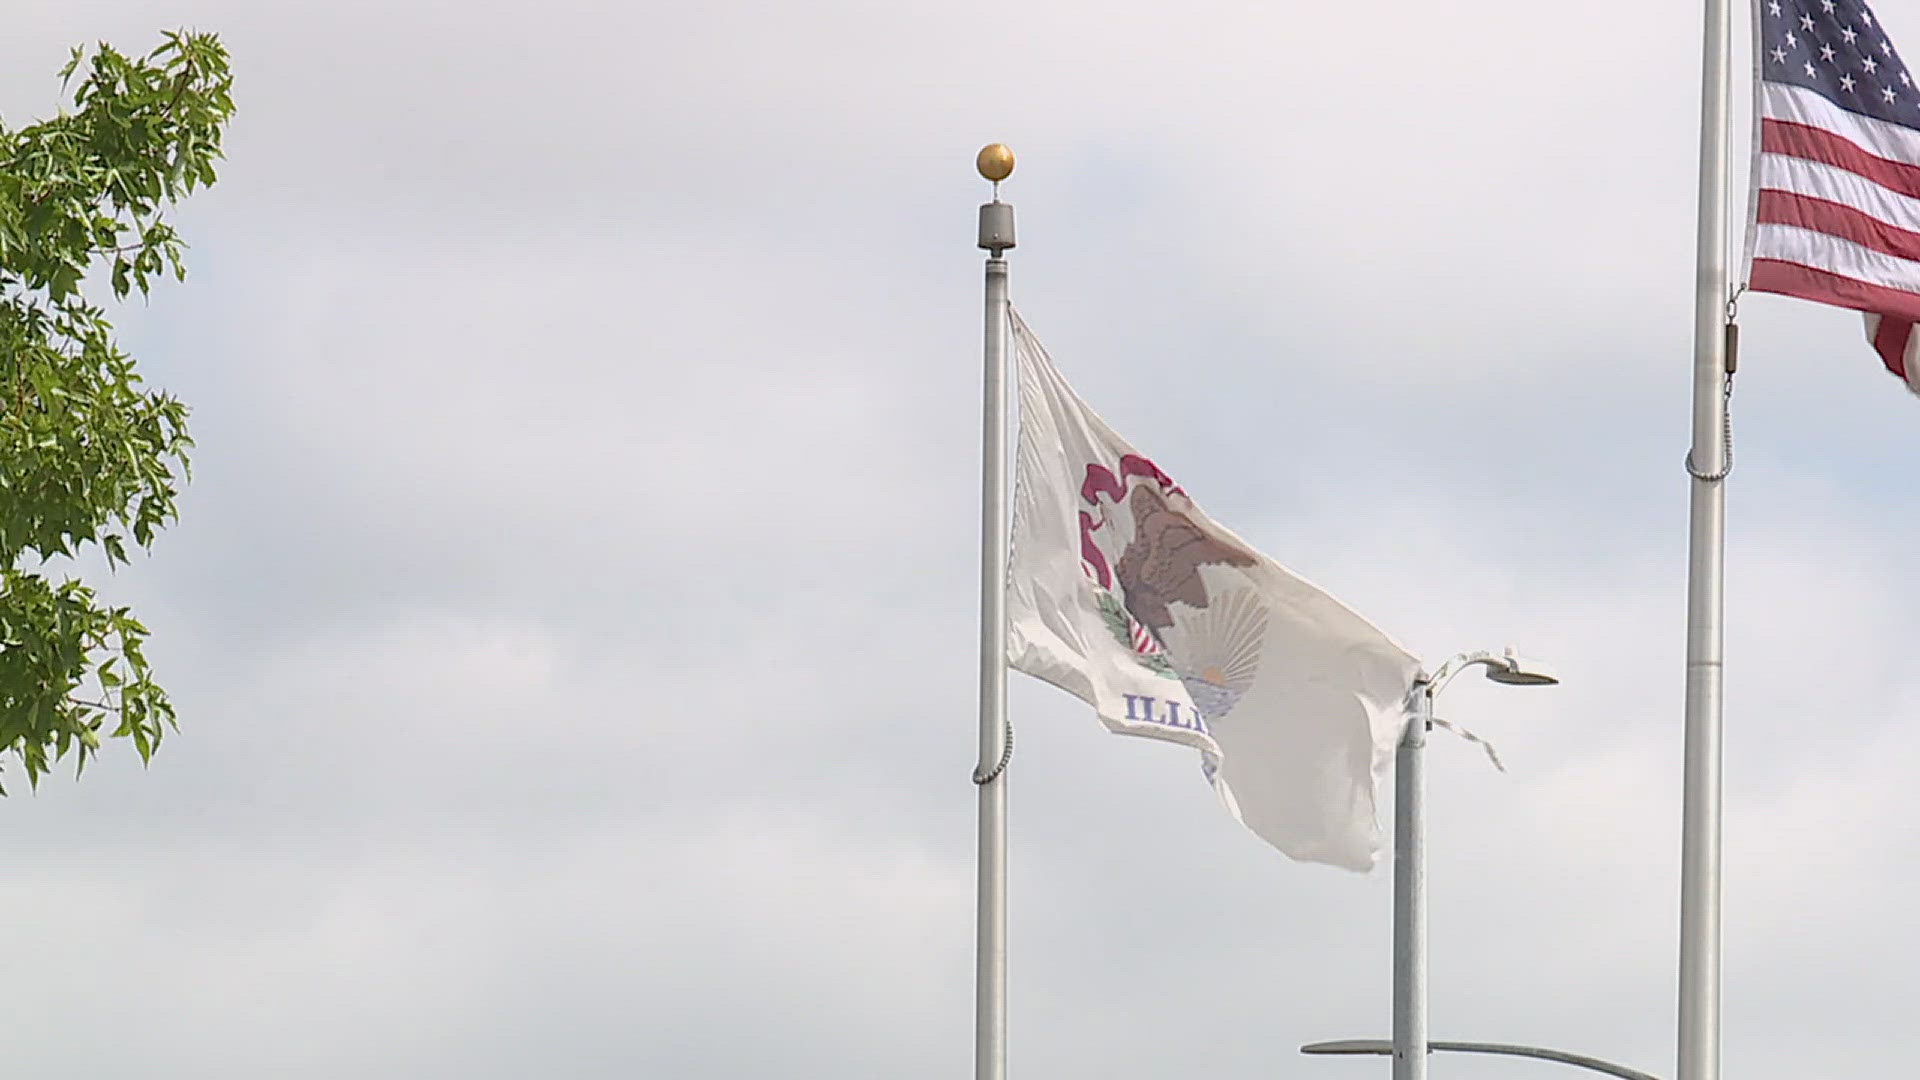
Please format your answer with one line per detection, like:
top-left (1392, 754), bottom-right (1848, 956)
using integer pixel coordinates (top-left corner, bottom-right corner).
top-left (1005, 308), bottom-right (1424, 870)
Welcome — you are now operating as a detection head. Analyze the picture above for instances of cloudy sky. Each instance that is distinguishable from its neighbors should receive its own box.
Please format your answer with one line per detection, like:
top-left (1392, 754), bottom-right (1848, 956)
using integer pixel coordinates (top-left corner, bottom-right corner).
top-left (6, 1), bottom-right (1920, 1077)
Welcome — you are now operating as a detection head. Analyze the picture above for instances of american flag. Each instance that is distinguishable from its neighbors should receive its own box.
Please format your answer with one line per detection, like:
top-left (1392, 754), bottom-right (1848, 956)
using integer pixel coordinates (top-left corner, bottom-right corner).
top-left (1750, 0), bottom-right (1920, 390)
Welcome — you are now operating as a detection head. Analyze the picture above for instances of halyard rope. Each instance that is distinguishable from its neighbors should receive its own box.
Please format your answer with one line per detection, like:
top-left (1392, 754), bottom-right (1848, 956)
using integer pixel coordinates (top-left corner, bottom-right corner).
top-left (972, 718), bottom-right (1013, 785)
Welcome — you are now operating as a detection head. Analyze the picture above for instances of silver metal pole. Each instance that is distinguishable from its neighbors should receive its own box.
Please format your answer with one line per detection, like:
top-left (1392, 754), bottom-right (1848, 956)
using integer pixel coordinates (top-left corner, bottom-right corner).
top-left (974, 175), bottom-right (1015, 1080)
top-left (1679, 0), bottom-right (1731, 1075)
top-left (1392, 685), bottom-right (1430, 1080)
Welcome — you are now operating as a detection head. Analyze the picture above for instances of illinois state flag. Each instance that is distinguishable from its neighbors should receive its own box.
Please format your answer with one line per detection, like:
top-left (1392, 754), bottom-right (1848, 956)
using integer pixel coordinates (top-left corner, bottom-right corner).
top-left (1006, 310), bottom-right (1423, 871)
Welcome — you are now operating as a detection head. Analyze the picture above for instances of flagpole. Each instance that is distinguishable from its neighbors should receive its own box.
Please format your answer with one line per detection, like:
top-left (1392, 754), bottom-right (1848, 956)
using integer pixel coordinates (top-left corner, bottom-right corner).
top-left (1680, 0), bottom-right (1732, 1076)
top-left (973, 143), bottom-right (1016, 1080)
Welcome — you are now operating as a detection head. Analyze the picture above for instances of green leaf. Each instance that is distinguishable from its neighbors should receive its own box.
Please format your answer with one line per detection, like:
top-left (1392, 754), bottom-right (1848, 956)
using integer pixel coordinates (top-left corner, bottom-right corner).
top-left (0, 30), bottom-right (229, 792)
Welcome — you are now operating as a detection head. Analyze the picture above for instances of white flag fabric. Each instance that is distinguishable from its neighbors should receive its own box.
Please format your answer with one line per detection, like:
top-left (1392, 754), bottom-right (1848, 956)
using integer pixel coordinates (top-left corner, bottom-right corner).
top-left (1006, 310), bottom-right (1423, 871)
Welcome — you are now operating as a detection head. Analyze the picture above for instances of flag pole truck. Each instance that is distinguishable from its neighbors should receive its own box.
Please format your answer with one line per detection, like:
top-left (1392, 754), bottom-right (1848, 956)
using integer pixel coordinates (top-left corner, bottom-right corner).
top-left (972, 143), bottom-right (1016, 1080)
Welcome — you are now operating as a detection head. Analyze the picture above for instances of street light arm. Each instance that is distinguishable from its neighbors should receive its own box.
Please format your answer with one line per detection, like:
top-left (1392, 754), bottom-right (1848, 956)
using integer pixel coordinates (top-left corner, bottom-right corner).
top-left (1431, 1042), bottom-right (1662, 1080)
top-left (1420, 645), bottom-right (1489, 699)
top-left (1423, 648), bottom-right (1560, 698)
top-left (1300, 1039), bottom-right (1661, 1080)
top-left (1423, 651), bottom-right (1506, 697)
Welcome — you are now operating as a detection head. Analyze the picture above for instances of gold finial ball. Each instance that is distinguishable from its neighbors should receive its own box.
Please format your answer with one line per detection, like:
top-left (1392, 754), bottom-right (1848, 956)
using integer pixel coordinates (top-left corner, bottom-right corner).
top-left (976, 143), bottom-right (1015, 183)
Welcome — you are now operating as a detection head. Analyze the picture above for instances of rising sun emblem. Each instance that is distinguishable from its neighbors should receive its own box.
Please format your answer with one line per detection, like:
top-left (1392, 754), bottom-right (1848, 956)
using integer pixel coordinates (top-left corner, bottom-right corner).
top-left (1157, 586), bottom-right (1270, 720)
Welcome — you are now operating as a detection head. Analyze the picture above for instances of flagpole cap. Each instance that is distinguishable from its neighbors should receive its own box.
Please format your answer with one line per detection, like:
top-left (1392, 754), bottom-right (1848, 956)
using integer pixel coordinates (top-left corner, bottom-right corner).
top-left (976, 143), bottom-right (1015, 183)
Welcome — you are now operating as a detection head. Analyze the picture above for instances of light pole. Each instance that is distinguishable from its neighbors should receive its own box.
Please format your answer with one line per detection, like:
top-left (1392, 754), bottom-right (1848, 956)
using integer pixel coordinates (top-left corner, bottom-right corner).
top-left (1394, 649), bottom-right (1558, 1080)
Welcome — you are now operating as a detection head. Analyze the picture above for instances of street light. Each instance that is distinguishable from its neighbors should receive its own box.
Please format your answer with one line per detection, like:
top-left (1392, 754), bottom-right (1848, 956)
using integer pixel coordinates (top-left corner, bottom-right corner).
top-left (1392, 649), bottom-right (1557, 1080)
top-left (1428, 648), bottom-right (1559, 691)
top-left (1301, 1039), bottom-right (1660, 1080)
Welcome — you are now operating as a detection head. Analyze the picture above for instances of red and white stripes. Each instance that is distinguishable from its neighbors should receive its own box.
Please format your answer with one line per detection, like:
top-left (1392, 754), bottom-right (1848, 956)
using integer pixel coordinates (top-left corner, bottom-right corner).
top-left (1751, 81), bottom-right (1920, 388)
